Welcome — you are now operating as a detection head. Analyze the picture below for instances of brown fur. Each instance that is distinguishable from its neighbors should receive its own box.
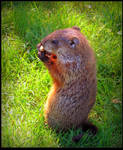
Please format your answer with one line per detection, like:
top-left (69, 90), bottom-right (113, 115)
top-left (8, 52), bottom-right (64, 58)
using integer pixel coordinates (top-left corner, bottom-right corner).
top-left (37, 26), bottom-right (97, 132)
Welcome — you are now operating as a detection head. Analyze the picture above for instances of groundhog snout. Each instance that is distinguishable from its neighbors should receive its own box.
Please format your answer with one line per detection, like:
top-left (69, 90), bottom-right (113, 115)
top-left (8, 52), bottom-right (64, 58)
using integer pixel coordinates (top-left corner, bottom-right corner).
top-left (37, 42), bottom-right (42, 50)
top-left (42, 39), bottom-right (59, 53)
top-left (37, 39), bottom-right (58, 63)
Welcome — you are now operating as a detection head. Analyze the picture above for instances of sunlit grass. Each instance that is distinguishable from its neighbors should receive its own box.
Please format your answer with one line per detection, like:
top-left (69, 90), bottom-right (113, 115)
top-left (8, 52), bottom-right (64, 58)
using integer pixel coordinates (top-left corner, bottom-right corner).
top-left (1, 1), bottom-right (122, 147)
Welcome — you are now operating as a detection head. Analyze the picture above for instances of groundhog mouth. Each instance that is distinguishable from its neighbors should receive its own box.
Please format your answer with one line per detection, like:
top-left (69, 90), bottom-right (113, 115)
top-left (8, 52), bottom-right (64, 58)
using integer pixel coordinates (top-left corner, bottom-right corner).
top-left (37, 45), bottom-right (57, 63)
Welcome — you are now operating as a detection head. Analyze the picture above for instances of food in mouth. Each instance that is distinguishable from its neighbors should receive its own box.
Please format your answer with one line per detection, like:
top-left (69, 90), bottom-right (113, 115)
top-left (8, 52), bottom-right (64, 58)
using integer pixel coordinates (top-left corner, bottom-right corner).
top-left (38, 45), bottom-right (57, 63)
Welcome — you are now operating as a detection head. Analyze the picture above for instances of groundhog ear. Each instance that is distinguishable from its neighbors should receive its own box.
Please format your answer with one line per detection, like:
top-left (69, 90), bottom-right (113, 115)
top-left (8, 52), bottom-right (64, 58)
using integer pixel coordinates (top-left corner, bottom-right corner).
top-left (72, 26), bottom-right (81, 31)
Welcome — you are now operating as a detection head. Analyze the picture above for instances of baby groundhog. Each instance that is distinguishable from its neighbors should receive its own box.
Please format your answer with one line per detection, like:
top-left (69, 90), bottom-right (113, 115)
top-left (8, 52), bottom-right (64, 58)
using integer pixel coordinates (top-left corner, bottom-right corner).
top-left (37, 26), bottom-right (97, 141)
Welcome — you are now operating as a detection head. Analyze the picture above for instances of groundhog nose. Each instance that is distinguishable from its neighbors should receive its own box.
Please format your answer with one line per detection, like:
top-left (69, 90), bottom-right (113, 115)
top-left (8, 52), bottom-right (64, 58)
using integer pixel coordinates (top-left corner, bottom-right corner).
top-left (37, 43), bottom-right (41, 50)
top-left (51, 39), bottom-right (59, 45)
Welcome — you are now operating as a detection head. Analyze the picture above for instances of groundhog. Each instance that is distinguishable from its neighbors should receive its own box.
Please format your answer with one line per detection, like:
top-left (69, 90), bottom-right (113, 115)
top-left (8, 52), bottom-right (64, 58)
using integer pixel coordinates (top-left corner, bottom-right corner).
top-left (37, 26), bottom-right (97, 141)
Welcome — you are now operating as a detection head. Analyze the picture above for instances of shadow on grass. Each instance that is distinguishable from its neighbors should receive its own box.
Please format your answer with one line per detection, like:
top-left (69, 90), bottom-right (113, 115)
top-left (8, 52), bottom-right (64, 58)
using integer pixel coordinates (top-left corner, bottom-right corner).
top-left (54, 127), bottom-right (100, 148)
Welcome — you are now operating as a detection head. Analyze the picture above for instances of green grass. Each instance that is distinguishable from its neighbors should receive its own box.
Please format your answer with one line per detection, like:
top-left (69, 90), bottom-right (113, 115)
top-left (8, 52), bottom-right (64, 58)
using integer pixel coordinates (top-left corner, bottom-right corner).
top-left (1, 1), bottom-right (122, 148)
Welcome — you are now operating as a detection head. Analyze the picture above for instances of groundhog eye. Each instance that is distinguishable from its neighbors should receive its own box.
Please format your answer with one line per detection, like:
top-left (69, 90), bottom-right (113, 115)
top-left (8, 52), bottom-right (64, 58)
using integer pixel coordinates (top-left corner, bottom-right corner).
top-left (69, 37), bottom-right (79, 49)
top-left (69, 40), bottom-right (76, 48)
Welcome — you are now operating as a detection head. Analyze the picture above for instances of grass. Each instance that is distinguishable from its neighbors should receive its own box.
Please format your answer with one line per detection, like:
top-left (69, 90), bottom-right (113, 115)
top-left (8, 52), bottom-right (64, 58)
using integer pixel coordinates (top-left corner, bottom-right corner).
top-left (1, 1), bottom-right (122, 148)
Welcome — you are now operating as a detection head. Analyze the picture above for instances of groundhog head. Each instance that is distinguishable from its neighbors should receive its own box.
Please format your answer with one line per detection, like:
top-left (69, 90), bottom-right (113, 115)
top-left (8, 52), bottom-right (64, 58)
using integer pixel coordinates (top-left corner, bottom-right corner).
top-left (37, 26), bottom-right (93, 85)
